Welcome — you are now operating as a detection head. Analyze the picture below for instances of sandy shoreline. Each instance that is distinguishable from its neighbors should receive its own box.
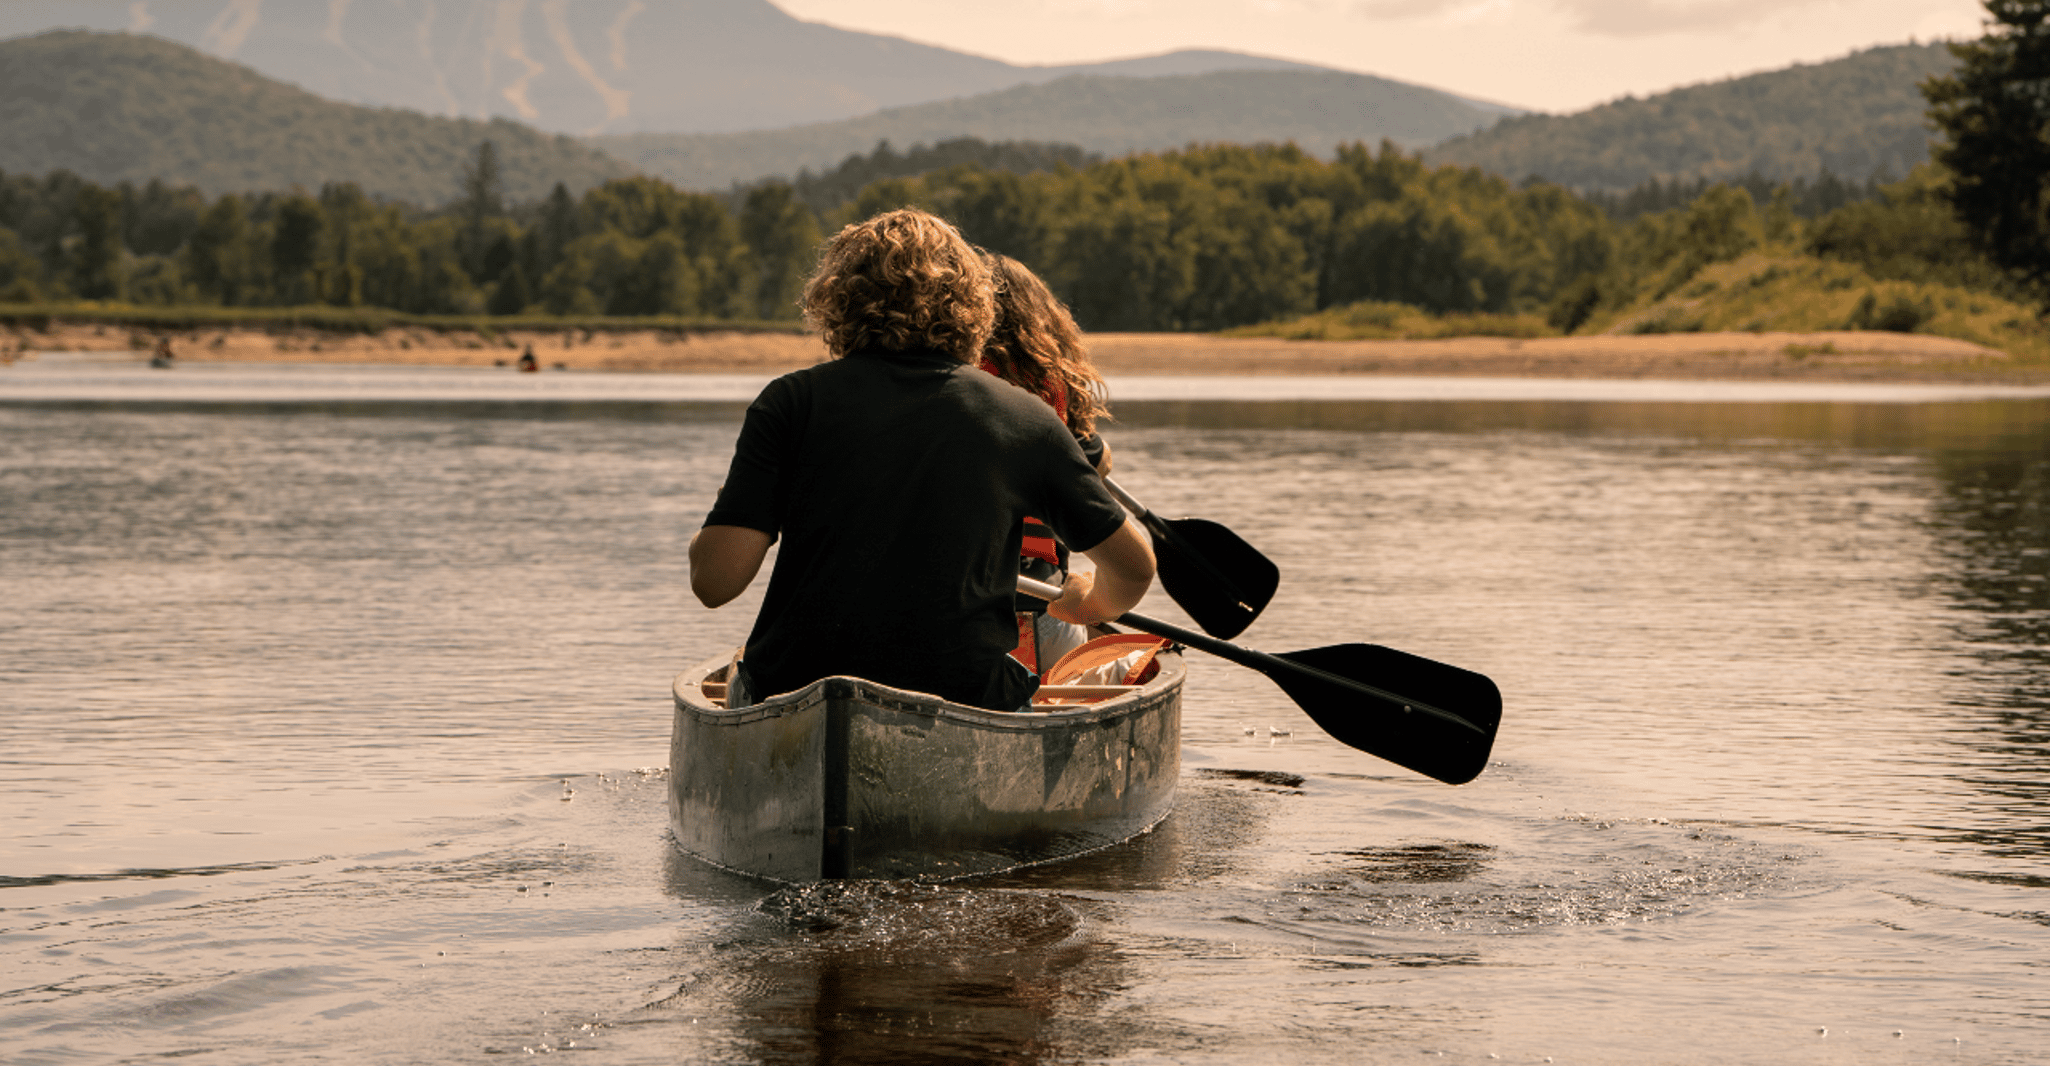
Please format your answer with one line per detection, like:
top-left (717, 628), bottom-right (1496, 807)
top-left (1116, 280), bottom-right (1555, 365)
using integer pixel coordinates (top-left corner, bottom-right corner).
top-left (1, 320), bottom-right (2030, 382)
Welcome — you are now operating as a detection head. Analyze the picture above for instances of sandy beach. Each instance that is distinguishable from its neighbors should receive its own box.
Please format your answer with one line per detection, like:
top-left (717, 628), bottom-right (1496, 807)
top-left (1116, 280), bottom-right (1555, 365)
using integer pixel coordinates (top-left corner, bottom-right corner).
top-left (1, 319), bottom-right (2028, 382)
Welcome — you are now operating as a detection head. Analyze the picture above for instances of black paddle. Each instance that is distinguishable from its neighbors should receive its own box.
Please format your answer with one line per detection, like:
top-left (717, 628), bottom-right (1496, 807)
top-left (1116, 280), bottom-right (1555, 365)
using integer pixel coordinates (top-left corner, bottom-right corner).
top-left (1103, 477), bottom-right (1278, 641)
top-left (1021, 575), bottom-right (1500, 785)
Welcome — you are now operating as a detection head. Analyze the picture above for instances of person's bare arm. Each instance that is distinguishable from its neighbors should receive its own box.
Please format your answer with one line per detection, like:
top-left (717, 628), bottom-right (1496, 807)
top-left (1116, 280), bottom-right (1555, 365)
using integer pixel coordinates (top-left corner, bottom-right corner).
top-left (1050, 517), bottom-right (1154, 625)
top-left (689, 525), bottom-right (773, 607)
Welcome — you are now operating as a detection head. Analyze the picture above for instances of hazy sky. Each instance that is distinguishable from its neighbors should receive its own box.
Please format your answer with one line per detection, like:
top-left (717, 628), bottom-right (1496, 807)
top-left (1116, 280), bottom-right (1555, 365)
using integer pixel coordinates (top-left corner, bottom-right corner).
top-left (774, 0), bottom-right (1986, 113)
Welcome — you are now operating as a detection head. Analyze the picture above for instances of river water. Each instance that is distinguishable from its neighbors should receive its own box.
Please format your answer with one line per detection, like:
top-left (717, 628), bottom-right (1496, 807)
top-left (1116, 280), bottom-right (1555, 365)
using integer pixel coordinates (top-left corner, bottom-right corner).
top-left (3, 355), bottom-right (2048, 1065)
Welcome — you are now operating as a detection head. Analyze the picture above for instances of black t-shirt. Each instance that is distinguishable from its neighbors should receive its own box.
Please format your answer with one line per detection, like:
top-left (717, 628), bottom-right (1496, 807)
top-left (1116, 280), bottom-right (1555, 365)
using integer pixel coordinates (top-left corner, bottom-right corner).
top-left (704, 346), bottom-right (1127, 709)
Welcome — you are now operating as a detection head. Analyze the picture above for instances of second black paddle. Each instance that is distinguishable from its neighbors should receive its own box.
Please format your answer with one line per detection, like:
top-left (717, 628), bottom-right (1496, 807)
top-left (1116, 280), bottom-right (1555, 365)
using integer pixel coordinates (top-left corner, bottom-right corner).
top-left (1020, 575), bottom-right (1501, 785)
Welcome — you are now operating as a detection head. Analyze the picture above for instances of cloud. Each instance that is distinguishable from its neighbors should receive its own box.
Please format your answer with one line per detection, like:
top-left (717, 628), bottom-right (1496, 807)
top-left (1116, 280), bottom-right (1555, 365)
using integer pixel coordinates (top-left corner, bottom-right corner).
top-left (1354, 0), bottom-right (1472, 16)
top-left (1354, 0), bottom-right (1840, 34)
top-left (1560, 0), bottom-right (1836, 36)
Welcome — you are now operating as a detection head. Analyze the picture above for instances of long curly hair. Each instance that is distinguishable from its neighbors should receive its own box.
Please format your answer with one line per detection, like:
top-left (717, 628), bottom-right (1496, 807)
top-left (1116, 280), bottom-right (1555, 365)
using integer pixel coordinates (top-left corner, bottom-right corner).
top-left (801, 209), bottom-right (994, 363)
top-left (982, 254), bottom-right (1109, 437)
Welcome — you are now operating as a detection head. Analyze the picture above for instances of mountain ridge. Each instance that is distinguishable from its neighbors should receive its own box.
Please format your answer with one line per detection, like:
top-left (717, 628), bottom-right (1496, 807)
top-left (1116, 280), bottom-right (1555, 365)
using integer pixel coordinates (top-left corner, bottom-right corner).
top-left (0, 0), bottom-right (1408, 135)
top-left (1426, 42), bottom-right (1956, 191)
top-left (597, 68), bottom-right (1507, 190)
top-left (0, 30), bottom-right (630, 203)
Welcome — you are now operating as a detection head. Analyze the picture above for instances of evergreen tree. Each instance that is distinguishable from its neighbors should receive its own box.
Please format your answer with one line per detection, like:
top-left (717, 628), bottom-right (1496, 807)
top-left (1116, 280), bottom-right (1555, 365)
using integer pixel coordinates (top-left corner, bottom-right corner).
top-left (270, 195), bottom-right (325, 305)
top-left (488, 261), bottom-right (531, 315)
top-left (319, 183), bottom-right (377, 307)
top-left (458, 140), bottom-right (505, 280)
top-left (1924, 2), bottom-right (2050, 302)
top-left (533, 181), bottom-right (581, 279)
top-left (71, 184), bottom-right (124, 300)
top-left (186, 193), bottom-right (252, 305)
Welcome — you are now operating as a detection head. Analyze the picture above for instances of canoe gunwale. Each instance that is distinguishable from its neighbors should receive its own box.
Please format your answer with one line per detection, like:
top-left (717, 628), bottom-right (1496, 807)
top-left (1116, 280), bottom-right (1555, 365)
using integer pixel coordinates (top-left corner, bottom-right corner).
top-left (670, 651), bottom-right (1184, 727)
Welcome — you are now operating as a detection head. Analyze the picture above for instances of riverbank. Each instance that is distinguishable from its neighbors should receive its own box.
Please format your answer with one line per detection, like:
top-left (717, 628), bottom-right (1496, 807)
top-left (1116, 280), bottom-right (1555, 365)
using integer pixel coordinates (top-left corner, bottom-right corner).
top-left (0, 319), bottom-right (2029, 382)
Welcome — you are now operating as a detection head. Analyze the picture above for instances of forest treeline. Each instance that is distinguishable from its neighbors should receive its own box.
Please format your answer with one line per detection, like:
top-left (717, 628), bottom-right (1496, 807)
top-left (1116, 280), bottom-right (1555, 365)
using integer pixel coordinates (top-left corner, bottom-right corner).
top-left (0, 131), bottom-right (2010, 337)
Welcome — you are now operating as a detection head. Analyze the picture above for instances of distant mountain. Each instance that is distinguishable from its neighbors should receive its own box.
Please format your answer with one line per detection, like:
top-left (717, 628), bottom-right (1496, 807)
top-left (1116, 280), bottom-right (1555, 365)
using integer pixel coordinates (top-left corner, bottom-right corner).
top-left (597, 69), bottom-right (1509, 190)
top-left (0, 0), bottom-right (1361, 135)
top-left (1426, 42), bottom-right (1956, 191)
top-left (0, 31), bottom-right (630, 203)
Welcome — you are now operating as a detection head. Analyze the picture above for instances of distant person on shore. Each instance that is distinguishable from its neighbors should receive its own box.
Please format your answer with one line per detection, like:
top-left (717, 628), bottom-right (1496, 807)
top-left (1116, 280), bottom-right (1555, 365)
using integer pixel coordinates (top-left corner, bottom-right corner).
top-left (978, 253), bottom-right (1115, 672)
top-left (516, 345), bottom-right (538, 372)
top-left (688, 208), bottom-right (1155, 712)
top-left (149, 336), bottom-right (175, 368)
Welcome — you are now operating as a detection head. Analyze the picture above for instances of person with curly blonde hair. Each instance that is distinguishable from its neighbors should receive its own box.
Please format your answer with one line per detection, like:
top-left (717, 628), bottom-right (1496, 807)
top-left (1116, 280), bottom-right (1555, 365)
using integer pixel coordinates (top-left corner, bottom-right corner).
top-left (689, 209), bottom-right (1154, 712)
top-left (803, 209), bottom-right (996, 363)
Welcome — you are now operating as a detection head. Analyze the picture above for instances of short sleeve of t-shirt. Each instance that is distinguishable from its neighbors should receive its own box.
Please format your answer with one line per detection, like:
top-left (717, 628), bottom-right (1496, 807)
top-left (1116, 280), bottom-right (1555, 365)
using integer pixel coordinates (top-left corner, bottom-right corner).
top-left (1076, 432), bottom-right (1106, 470)
top-left (702, 374), bottom-right (795, 536)
top-left (1030, 426), bottom-right (1126, 555)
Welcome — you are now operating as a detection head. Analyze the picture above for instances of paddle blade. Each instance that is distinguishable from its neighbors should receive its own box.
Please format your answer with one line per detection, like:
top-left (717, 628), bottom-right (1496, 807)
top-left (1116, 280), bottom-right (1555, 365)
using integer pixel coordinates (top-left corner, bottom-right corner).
top-left (1266, 644), bottom-right (1501, 785)
top-left (1150, 517), bottom-right (1279, 640)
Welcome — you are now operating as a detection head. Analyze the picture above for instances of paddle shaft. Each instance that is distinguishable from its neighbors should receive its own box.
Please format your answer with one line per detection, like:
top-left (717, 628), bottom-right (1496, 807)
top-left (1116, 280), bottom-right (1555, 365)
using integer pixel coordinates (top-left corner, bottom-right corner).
top-left (1102, 477), bottom-right (1162, 536)
top-left (1017, 575), bottom-right (1484, 737)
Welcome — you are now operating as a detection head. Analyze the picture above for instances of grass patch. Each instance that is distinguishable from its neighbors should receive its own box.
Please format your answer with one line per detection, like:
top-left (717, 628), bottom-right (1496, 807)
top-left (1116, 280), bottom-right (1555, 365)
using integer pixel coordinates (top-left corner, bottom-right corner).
top-left (1577, 251), bottom-right (2050, 364)
top-left (1225, 300), bottom-right (1555, 342)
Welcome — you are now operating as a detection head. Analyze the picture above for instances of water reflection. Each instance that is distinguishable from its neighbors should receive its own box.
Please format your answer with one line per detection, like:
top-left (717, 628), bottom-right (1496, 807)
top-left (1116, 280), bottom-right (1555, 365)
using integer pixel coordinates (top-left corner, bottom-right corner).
top-left (1113, 396), bottom-right (2050, 452)
top-left (1926, 428), bottom-right (2050, 869)
top-left (642, 866), bottom-right (1116, 1065)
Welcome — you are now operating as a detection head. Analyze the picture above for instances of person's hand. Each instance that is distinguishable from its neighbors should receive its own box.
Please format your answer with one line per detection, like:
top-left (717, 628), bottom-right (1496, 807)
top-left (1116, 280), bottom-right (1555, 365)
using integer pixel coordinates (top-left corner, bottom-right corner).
top-left (1094, 439), bottom-right (1114, 477)
top-left (1048, 570), bottom-right (1099, 625)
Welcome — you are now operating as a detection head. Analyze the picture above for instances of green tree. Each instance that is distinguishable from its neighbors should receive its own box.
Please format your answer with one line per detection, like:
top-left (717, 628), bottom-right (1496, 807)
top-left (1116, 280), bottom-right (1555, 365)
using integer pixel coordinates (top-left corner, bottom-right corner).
top-left (126, 255), bottom-right (190, 305)
top-left (1326, 196), bottom-right (1498, 313)
top-left (488, 261), bottom-right (531, 315)
top-left (270, 194), bottom-right (325, 305)
top-left (738, 182), bottom-right (821, 320)
top-left (1673, 185), bottom-right (1763, 267)
top-left (0, 226), bottom-right (46, 301)
top-left (1923, 2), bottom-right (2050, 303)
top-left (528, 181), bottom-right (581, 282)
top-left (402, 217), bottom-right (481, 314)
top-left (458, 140), bottom-right (505, 280)
top-left (319, 183), bottom-right (378, 307)
top-left (185, 193), bottom-right (255, 305)
top-left (1807, 166), bottom-right (2006, 290)
top-left (121, 179), bottom-right (205, 257)
top-left (353, 203), bottom-right (425, 311)
top-left (611, 233), bottom-right (700, 315)
top-left (71, 184), bottom-right (125, 300)
top-left (923, 166), bottom-right (1048, 263)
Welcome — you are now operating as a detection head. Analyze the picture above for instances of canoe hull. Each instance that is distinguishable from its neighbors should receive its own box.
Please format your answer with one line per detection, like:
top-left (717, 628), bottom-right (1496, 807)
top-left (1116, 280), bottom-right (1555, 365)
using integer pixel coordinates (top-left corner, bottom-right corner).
top-left (669, 652), bottom-right (1183, 882)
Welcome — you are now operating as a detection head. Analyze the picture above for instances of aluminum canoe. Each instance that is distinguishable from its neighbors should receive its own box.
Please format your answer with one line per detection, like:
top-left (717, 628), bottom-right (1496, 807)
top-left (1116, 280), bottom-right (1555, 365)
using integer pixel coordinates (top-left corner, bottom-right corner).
top-left (668, 647), bottom-right (1184, 882)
